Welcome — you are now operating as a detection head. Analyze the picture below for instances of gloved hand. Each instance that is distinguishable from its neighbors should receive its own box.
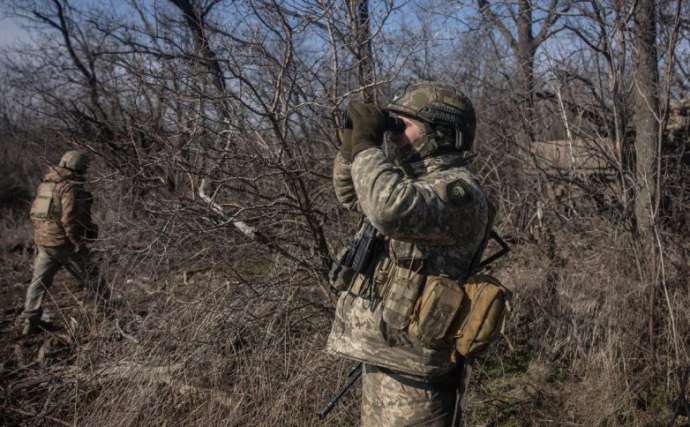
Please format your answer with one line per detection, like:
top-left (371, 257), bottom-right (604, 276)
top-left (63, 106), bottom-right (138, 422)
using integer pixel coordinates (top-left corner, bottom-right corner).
top-left (348, 101), bottom-right (386, 160)
top-left (338, 128), bottom-right (353, 162)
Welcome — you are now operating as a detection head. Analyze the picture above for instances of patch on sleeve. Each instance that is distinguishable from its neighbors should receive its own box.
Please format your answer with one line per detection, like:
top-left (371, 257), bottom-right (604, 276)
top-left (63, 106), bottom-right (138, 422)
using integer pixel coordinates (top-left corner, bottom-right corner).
top-left (446, 180), bottom-right (472, 205)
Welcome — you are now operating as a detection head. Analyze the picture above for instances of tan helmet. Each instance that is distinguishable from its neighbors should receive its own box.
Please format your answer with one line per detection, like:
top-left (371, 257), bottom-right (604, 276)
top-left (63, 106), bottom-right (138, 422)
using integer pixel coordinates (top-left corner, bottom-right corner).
top-left (386, 81), bottom-right (477, 152)
top-left (58, 150), bottom-right (90, 173)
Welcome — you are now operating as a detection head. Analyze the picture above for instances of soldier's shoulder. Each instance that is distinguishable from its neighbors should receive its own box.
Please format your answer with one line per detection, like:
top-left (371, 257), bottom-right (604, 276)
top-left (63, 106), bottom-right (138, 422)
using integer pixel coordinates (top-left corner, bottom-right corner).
top-left (351, 147), bottom-right (383, 165)
top-left (55, 180), bottom-right (90, 197)
top-left (429, 168), bottom-right (485, 206)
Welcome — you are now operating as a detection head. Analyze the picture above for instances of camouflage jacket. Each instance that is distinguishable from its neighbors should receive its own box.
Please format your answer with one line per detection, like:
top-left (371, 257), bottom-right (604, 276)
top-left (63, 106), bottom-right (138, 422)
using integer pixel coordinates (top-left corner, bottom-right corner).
top-left (327, 148), bottom-right (492, 377)
top-left (30, 166), bottom-right (98, 247)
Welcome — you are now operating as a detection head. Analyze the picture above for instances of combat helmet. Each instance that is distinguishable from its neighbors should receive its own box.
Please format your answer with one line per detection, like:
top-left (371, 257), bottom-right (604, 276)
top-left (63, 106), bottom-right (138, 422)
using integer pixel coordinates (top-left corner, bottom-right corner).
top-left (386, 81), bottom-right (476, 152)
top-left (58, 150), bottom-right (90, 173)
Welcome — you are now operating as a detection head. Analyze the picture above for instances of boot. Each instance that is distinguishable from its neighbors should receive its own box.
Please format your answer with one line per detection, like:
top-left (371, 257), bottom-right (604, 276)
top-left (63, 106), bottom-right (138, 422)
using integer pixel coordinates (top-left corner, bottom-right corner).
top-left (15, 317), bottom-right (50, 336)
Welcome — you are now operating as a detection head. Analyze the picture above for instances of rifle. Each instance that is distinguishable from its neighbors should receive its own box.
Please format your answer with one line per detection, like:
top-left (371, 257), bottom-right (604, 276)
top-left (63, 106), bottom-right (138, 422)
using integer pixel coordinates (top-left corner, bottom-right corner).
top-left (318, 363), bottom-right (363, 419)
top-left (346, 222), bottom-right (379, 275)
top-left (329, 222), bottom-right (382, 292)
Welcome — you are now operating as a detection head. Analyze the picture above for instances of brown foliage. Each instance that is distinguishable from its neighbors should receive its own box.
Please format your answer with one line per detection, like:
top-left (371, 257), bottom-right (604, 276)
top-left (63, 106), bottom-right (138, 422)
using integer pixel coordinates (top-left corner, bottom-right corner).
top-left (1, 0), bottom-right (689, 425)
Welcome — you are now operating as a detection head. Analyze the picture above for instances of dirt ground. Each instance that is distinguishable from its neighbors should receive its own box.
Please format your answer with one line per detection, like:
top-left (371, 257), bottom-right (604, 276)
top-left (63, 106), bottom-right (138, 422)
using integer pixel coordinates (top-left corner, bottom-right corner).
top-left (1, 247), bottom-right (123, 426)
top-left (0, 241), bottom-right (349, 427)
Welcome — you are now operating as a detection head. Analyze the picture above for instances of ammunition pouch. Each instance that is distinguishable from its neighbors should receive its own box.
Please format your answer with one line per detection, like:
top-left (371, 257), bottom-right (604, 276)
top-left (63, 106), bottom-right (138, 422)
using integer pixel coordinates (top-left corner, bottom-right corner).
top-left (452, 274), bottom-right (510, 359)
top-left (377, 261), bottom-right (510, 360)
top-left (330, 222), bottom-right (510, 364)
top-left (381, 264), bottom-right (425, 330)
top-left (408, 275), bottom-right (464, 349)
top-left (327, 259), bottom-right (510, 375)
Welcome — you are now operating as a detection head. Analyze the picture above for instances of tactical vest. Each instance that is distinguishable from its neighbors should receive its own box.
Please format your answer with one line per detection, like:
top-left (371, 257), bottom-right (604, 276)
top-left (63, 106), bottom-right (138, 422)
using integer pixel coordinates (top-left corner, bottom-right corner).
top-left (30, 182), bottom-right (60, 220)
top-left (327, 255), bottom-right (509, 377)
top-left (327, 247), bottom-right (461, 376)
top-left (327, 205), bottom-right (508, 377)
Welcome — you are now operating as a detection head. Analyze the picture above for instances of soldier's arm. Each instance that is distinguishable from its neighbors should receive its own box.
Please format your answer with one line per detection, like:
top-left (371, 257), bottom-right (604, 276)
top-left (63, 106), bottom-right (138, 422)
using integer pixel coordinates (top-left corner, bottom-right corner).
top-left (60, 184), bottom-right (94, 246)
top-left (351, 148), bottom-right (481, 243)
top-left (84, 196), bottom-right (98, 241)
top-left (59, 183), bottom-right (81, 246)
top-left (333, 152), bottom-right (361, 212)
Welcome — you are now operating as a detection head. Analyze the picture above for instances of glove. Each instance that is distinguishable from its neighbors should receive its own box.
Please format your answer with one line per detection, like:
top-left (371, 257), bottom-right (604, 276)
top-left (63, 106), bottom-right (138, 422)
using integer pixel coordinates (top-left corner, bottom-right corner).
top-left (338, 128), bottom-right (353, 162)
top-left (348, 101), bottom-right (386, 159)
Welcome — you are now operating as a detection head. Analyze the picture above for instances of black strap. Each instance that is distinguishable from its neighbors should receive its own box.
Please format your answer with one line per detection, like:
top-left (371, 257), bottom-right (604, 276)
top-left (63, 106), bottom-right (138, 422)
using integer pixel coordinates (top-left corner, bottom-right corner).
top-left (469, 194), bottom-right (501, 274)
top-left (365, 364), bottom-right (462, 391)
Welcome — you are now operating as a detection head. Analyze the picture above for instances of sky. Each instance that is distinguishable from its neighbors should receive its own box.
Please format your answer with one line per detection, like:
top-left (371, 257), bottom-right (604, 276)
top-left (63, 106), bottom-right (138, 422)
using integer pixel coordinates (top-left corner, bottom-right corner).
top-left (0, 0), bottom-right (128, 49)
top-left (0, 16), bottom-right (27, 48)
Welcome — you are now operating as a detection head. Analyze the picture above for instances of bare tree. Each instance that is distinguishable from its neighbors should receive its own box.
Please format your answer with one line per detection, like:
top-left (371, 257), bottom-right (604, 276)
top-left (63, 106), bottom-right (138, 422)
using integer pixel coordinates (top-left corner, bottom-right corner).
top-left (631, 0), bottom-right (660, 235)
top-left (347, 0), bottom-right (376, 102)
top-left (2, 1), bottom-right (690, 425)
top-left (476, 0), bottom-right (570, 141)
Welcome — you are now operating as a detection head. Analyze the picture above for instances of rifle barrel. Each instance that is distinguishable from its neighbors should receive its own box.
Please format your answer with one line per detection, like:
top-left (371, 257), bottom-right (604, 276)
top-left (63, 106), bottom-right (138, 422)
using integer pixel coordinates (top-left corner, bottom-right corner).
top-left (318, 363), bottom-right (363, 419)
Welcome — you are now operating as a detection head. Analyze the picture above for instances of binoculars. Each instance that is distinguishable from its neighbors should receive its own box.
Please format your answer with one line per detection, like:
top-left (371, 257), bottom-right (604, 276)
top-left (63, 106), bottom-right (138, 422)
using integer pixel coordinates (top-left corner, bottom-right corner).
top-left (339, 109), bottom-right (406, 133)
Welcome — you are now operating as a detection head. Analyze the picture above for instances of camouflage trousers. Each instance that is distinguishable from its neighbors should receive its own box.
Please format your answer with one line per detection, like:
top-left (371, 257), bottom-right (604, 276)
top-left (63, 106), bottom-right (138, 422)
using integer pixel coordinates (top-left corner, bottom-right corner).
top-left (361, 364), bottom-right (470, 427)
top-left (18, 244), bottom-right (108, 325)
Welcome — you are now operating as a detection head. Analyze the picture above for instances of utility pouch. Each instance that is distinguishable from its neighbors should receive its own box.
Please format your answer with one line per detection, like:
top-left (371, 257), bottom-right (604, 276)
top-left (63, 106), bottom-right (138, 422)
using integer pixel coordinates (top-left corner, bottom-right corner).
top-left (30, 182), bottom-right (58, 220)
top-left (408, 275), bottom-right (465, 349)
top-left (381, 264), bottom-right (425, 330)
top-left (453, 274), bottom-right (510, 359)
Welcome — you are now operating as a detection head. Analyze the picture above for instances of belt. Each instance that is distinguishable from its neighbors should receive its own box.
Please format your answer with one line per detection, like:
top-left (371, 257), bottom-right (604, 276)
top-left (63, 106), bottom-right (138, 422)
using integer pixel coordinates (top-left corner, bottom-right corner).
top-left (365, 364), bottom-right (463, 391)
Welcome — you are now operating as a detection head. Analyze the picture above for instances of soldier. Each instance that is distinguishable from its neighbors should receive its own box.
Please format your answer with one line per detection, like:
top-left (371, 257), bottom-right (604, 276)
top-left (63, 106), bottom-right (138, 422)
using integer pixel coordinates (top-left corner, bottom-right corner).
top-left (16, 150), bottom-right (108, 336)
top-left (327, 82), bottom-right (495, 425)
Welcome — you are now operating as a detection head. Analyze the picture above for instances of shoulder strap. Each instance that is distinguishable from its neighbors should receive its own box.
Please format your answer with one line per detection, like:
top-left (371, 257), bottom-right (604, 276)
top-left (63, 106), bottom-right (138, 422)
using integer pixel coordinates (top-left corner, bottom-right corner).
top-left (468, 196), bottom-right (497, 274)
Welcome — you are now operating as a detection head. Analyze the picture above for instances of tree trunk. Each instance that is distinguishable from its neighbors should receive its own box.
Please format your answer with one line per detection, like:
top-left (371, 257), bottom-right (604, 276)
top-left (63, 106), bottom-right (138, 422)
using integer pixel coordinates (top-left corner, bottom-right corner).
top-left (516, 0), bottom-right (536, 142)
top-left (632, 0), bottom-right (660, 236)
top-left (168, 0), bottom-right (231, 121)
top-left (349, 0), bottom-right (375, 102)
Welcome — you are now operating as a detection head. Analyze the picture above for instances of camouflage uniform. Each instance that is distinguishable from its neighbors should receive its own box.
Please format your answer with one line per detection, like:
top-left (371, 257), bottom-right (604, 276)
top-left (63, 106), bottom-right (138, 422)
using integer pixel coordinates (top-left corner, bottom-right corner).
top-left (327, 83), bottom-right (492, 426)
top-left (17, 152), bottom-right (106, 334)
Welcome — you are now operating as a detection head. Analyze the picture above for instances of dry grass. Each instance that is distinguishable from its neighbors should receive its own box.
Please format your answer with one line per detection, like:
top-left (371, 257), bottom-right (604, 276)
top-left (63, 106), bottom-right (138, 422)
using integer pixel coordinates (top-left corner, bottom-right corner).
top-left (465, 218), bottom-right (690, 426)
top-left (2, 138), bottom-right (689, 427)
top-left (2, 253), bottom-right (359, 426)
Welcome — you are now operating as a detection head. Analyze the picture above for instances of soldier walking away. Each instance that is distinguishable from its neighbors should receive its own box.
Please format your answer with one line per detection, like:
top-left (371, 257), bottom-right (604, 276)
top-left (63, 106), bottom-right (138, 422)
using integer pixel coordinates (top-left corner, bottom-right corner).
top-left (16, 150), bottom-right (108, 336)
top-left (327, 82), bottom-right (500, 426)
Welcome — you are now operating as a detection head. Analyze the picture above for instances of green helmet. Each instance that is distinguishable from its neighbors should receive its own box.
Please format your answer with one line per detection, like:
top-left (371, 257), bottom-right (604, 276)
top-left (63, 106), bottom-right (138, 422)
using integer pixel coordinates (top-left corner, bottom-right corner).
top-left (386, 81), bottom-right (477, 152)
top-left (58, 150), bottom-right (90, 173)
